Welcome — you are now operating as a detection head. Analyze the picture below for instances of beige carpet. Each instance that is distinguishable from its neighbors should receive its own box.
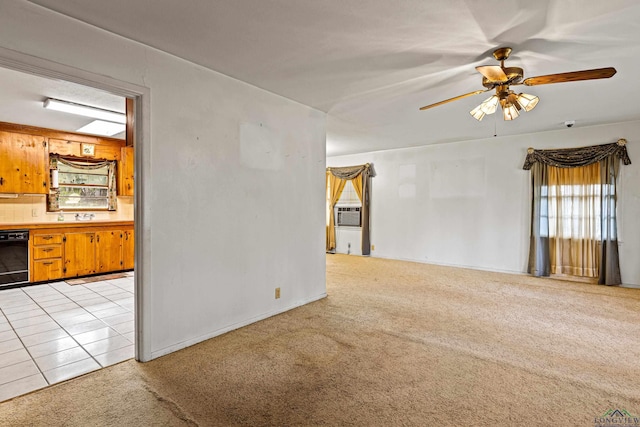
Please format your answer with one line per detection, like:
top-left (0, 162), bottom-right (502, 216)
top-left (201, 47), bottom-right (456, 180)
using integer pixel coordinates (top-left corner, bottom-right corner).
top-left (2, 255), bottom-right (640, 426)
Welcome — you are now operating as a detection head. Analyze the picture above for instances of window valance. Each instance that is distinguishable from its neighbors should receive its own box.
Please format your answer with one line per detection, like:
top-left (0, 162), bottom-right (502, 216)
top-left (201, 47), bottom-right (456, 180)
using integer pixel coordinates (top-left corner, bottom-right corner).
top-left (327, 163), bottom-right (375, 180)
top-left (52, 154), bottom-right (115, 171)
top-left (522, 139), bottom-right (631, 170)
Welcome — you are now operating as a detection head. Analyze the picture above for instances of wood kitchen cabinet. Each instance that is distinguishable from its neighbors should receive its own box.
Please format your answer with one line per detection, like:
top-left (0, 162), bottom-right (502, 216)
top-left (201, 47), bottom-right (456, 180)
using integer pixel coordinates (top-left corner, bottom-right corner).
top-left (49, 138), bottom-right (120, 160)
top-left (64, 231), bottom-right (97, 277)
top-left (118, 146), bottom-right (134, 196)
top-left (0, 131), bottom-right (48, 194)
top-left (96, 230), bottom-right (123, 273)
top-left (123, 227), bottom-right (135, 270)
top-left (29, 222), bottom-right (133, 283)
top-left (31, 232), bottom-right (64, 282)
top-left (64, 228), bottom-right (130, 277)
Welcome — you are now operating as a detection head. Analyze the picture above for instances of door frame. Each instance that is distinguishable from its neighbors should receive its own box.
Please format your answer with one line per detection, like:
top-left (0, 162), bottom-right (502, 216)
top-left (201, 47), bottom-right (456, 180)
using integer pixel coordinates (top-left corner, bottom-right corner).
top-left (0, 46), bottom-right (152, 362)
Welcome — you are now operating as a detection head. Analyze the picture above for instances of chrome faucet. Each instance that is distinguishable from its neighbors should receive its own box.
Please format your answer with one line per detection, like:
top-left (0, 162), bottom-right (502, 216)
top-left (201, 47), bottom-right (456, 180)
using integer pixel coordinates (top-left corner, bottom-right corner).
top-left (75, 213), bottom-right (95, 221)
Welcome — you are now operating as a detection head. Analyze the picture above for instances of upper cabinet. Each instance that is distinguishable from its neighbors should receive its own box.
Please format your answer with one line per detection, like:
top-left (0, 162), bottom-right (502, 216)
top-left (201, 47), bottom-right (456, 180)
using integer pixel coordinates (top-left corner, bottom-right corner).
top-left (119, 98), bottom-right (135, 197)
top-left (49, 138), bottom-right (120, 160)
top-left (0, 131), bottom-right (48, 194)
top-left (118, 146), bottom-right (134, 196)
top-left (0, 121), bottom-right (129, 196)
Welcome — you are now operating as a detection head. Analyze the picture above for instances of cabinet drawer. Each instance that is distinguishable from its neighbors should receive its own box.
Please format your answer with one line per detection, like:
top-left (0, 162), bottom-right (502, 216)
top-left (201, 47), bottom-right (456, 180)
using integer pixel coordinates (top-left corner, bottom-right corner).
top-left (33, 259), bottom-right (63, 282)
top-left (33, 246), bottom-right (62, 260)
top-left (34, 234), bottom-right (63, 245)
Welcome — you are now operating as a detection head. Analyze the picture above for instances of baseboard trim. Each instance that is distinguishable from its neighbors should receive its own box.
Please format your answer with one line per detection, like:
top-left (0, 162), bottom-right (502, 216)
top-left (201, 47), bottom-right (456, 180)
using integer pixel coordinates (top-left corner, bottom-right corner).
top-left (364, 253), bottom-right (527, 276)
top-left (149, 292), bottom-right (328, 360)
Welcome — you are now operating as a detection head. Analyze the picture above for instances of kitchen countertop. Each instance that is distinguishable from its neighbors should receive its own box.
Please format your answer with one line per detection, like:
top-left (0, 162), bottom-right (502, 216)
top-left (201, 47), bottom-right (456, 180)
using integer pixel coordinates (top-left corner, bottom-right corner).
top-left (0, 220), bottom-right (134, 230)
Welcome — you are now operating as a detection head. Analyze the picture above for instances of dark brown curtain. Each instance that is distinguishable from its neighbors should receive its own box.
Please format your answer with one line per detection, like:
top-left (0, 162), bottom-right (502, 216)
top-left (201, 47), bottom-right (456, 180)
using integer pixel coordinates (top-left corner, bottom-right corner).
top-left (599, 155), bottom-right (622, 285)
top-left (326, 164), bottom-right (374, 256)
top-left (527, 162), bottom-right (550, 277)
top-left (524, 140), bottom-right (630, 285)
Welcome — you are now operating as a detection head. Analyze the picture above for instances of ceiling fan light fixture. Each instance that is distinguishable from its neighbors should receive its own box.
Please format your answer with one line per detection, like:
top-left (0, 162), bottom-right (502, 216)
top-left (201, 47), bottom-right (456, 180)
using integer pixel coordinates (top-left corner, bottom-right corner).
top-left (470, 104), bottom-right (486, 121)
top-left (470, 95), bottom-right (499, 120)
top-left (479, 95), bottom-right (499, 114)
top-left (420, 47), bottom-right (615, 124)
top-left (516, 93), bottom-right (539, 112)
top-left (503, 103), bottom-right (520, 120)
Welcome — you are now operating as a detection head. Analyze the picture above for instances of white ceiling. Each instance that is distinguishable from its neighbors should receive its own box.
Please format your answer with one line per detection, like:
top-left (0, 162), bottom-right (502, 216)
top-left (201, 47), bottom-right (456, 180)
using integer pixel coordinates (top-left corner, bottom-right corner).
top-left (16, 0), bottom-right (640, 155)
top-left (0, 67), bottom-right (126, 139)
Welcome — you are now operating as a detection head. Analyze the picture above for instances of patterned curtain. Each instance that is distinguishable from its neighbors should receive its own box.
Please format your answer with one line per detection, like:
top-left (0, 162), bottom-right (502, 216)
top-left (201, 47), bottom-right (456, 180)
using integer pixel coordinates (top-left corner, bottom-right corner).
top-left (107, 162), bottom-right (117, 210)
top-left (48, 156), bottom-right (60, 211)
top-left (48, 154), bottom-right (118, 211)
top-left (524, 140), bottom-right (630, 285)
top-left (522, 140), bottom-right (631, 170)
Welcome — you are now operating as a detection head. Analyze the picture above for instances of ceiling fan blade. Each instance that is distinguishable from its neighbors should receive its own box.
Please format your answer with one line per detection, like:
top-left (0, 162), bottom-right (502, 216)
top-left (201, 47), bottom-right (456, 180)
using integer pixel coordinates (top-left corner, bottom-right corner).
top-left (419, 90), bottom-right (488, 111)
top-left (522, 67), bottom-right (616, 86)
top-left (475, 65), bottom-right (508, 82)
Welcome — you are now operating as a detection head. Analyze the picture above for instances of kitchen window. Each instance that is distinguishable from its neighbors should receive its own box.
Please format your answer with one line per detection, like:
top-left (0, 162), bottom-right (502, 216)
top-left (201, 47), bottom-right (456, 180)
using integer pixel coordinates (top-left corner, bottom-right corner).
top-left (48, 155), bottom-right (117, 211)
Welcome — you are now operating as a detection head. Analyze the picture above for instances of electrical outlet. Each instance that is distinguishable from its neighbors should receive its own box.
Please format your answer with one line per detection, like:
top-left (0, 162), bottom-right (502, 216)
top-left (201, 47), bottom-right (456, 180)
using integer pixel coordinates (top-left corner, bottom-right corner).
top-left (31, 208), bottom-right (38, 217)
top-left (275, 287), bottom-right (281, 299)
top-left (371, 244), bottom-right (375, 251)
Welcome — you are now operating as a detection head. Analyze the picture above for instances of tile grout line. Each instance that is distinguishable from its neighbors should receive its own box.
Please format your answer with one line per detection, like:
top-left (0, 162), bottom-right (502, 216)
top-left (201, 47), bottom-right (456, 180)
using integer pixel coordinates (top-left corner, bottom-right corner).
top-left (26, 284), bottom-right (111, 372)
top-left (0, 277), bottom-right (135, 399)
top-left (10, 283), bottom-right (104, 384)
top-left (32, 281), bottom-right (135, 363)
top-left (0, 288), bottom-right (51, 386)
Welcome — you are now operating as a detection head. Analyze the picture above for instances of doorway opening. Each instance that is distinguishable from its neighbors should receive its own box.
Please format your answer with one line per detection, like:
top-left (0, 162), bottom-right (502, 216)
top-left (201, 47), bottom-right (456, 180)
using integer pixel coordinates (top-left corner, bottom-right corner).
top-left (0, 52), bottom-right (146, 401)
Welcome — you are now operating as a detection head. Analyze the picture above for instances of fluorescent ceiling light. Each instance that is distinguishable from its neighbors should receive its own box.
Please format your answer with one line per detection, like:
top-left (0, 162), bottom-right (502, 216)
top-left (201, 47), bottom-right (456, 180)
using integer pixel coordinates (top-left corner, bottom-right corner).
top-left (44, 98), bottom-right (126, 124)
top-left (76, 120), bottom-right (126, 136)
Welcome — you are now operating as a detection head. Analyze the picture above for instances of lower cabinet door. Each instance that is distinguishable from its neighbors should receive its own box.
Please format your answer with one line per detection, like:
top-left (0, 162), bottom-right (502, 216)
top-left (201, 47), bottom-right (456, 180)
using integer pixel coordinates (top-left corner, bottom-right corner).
top-left (64, 232), bottom-right (96, 277)
top-left (96, 230), bottom-right (123, 273)
top-left (123, 229), bottom-right (134, 270)
top-left (33, 259), bottom-right (63, 282)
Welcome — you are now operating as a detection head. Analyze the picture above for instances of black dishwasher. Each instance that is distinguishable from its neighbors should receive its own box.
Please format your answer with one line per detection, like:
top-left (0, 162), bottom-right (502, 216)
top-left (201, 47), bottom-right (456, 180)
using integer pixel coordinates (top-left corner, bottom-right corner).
top-left (0, 230), bottom-right (29, 288)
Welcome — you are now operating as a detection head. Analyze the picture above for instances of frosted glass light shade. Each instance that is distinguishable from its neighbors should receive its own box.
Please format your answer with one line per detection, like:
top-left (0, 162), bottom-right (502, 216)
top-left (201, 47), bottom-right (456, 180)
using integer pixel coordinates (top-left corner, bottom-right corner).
top-left (517, 93), bottom-right (539, 112)
top-left (470, 104), bottom-right (486, 121)
top-left (479, 95), bottom-right (499, 114)
top-left (503, 103), bottom-right (520, 120)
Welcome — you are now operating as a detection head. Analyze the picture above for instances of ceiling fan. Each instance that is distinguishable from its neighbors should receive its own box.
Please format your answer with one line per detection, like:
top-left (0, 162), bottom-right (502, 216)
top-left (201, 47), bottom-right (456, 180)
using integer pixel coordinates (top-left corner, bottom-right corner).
top-left (419, 47), bottom-right (616, 121)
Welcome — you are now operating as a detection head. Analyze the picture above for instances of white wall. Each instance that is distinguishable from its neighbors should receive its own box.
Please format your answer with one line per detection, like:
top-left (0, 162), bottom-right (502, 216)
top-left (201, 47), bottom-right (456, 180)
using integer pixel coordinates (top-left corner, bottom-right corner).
top-left (0, 1), bottom-right (327, 359)
top-left (334, 227), bottom-right (362, 255)
top-left (328, 120), bottom-right (640, 286)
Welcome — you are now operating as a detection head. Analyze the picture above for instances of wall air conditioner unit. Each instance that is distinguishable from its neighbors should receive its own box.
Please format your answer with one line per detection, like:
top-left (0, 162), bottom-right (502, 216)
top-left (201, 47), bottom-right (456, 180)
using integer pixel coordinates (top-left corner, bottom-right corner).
top-left (336, 206), bottom-right (361, 227)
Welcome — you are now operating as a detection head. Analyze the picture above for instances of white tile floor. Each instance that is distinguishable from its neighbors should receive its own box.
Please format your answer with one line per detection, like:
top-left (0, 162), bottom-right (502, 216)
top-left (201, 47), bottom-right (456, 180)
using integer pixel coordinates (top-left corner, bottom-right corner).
top-left (0, 272), bottom-right (134, 402)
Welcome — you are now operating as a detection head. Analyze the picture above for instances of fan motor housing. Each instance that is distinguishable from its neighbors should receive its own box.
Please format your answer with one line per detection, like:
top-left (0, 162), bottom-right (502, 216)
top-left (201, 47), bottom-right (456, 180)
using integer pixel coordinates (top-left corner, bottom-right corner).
top-left (503, 67), bottom-right (523, 83)
top-left (482, 67), bottom-right (524, 88)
